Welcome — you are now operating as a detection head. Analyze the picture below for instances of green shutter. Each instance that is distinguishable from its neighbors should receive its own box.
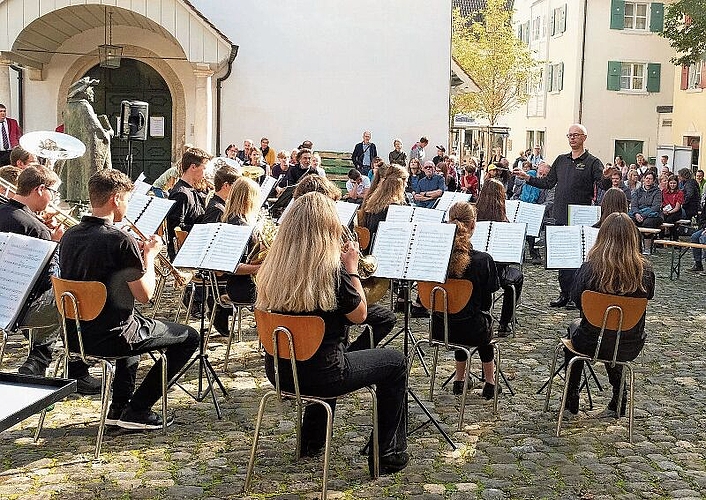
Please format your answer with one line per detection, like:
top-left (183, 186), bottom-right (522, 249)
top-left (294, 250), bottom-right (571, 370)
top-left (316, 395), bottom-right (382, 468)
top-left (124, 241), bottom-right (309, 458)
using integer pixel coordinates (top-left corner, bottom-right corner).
top-left (610, 0), bottom-right (625, 30)
top-left (607, 61), bottom-right (622, 90)
top-left (558, 63), bottom-right (564, 91)
top-left (560, 4), bottom-right (567, 33)
top-left (646, 63), bottom-right (661, 92)
top-left (547, 65), bottom-right (553, 92)
top-left (649, 3), bottom-right (664, 32)
top-left (550, 10), bottom-right (555, 36)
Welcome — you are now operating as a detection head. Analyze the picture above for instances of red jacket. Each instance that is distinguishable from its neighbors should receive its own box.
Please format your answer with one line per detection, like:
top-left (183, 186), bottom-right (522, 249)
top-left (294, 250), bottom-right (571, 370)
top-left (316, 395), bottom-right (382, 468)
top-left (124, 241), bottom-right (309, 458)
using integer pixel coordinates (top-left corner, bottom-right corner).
top-left (1, 118), bottom-right (22, 148)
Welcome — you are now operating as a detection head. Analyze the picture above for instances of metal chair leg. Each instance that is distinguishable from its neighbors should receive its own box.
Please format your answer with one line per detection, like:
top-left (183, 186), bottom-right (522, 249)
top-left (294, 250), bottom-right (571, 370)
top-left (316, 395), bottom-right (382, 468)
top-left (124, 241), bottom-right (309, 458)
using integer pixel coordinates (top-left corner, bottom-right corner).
top-left (320, 401), bottom-right (334, 500)
top-left (544, 343), bottom-right (562, 412)
top-left (161, 352), bottom-right (168, 435)
top-left (428, 344), bottom-right (439, 400)
top-left (458, 347), bottom-right (472, 430)
top-left (493, 343), bottom-right (500, 414)
top-left (34, 352), bottom-right (67, 442)
top-left (95, 360), bottom-right (115, 459)
top-left (244, 391), bottom-right (276, 493)
top-left (364, 386), bottom-right (379, 478)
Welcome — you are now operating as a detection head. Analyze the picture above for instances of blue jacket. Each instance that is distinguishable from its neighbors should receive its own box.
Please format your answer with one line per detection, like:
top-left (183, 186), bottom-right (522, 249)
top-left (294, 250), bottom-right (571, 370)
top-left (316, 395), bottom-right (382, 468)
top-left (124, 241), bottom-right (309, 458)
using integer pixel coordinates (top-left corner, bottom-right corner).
top-left (519, 170), bottom-right (541, 203)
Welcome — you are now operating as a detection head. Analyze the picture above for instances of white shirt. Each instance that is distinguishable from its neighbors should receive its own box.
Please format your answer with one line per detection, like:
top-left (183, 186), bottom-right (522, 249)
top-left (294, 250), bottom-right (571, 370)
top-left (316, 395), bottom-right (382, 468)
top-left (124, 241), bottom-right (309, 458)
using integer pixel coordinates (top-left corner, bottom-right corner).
top-left (346, 176), bottom-right (371, 197)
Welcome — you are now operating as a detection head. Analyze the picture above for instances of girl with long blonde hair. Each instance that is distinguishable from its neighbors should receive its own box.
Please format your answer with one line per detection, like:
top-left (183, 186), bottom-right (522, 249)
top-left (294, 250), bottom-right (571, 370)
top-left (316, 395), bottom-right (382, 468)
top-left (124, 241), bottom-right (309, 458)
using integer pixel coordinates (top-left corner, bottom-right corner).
top-left (362, 164), bottom-right (408, 238)
top-left (256, 192), bottom-right (409, 475)
top-left (563, 212), bottom-right (655, 417)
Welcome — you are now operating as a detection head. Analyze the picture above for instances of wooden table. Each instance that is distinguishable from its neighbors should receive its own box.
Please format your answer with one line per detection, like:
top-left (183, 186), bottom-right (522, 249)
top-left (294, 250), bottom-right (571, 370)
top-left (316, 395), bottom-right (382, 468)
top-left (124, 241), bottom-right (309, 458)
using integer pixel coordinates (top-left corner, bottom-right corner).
top-left (654, 239), bottom-right (706, 280)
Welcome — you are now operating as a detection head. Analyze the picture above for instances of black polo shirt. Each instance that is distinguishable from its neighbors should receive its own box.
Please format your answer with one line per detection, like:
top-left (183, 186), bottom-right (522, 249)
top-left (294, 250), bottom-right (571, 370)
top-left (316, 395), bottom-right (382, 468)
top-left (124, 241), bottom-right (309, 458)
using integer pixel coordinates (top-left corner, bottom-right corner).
top-left (201, 194), bottom-right (226, 224)
top-left (167, 179), bottom-right (205, 258)
top-left (59, 216), bottom-right (145, 350)
top-left (527, 150), bottom-right (609, 225)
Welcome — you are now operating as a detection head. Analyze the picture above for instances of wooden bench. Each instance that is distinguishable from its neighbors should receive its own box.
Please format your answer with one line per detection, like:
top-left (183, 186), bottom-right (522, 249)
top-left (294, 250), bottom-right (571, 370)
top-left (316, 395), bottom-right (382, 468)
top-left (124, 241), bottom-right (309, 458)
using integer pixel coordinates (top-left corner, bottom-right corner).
top-left (654, 239), bottom-right (706, 280)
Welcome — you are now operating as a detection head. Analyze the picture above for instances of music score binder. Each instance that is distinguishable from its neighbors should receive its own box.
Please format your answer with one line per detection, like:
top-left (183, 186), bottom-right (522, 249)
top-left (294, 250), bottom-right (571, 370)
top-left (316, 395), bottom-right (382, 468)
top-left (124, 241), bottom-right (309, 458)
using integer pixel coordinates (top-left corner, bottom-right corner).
top-left (371, 221), bottom-right (456, 283)
top-left (172, 223), bottom-right (254, 273)
top-left (504, 199), bottom-right (546, 237)
top-left (545, 225), bottom-right (599, 269)
top-left (471, 221), bottom-right (527, 264)
top-left (386, 205), bottom-right (445, 224)
top-left (125, 193), bottom-right (175, 236)
top-left (568, 204), bottom-right (601, 226)
top-left (0, 233), bottom-right (57, 332)
top-left (433, 192), bottom-right (472, 214)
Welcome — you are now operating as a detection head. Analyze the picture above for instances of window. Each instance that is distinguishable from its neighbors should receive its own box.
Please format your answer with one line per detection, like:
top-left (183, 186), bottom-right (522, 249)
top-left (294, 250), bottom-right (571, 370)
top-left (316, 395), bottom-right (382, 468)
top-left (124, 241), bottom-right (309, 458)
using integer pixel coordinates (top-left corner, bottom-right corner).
top-left (621, 62), bottom-right (645, 90)
top-left (624, 2), bottom-right (648, 30)
top-left (547, 63), bottom-right (564, 92)
top-left (532, 16), bottom-right (542, 40)
top-left (688, 61), bottom-right (702, 89)
top-left (551, 5), bottom-right (567, 36)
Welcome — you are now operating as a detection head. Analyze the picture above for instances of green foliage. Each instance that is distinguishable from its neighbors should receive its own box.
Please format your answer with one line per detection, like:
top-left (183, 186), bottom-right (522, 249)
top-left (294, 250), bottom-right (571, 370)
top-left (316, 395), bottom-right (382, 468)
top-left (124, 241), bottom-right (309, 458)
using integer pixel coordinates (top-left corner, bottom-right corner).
top-left (451, 0), bottom-right (537, 125)
top-left (662, 0), bottom-right (706, 66)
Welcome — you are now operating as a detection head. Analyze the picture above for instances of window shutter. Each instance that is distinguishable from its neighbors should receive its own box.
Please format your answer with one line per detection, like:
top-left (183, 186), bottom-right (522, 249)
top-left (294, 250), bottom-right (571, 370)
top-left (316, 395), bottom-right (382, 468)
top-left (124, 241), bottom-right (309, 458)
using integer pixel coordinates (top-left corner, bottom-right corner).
top-left (547, 65), bottom-right (554, 92)
top-left (646, 63), bottom-right (661, 92)
top-left (558, 62), bottom-right (564, 91)
top-left (681, 65), bottom-right (689, 90)
top-left (517, 25), bottom-right (522, 40)
top-left (649, 3), bottom-right (664, 32)
top-left (610, 0), bottom-right (625, 30)
top-left (550, 10), bottom-right (555, 36)
top-left (700, 62), bottom-right (706, 89)
top-left (524, 22), bottom-right (530, 43)
top-left (560, 4), bottom-right (567, 33)
top-left (607, 61), bottom-right (622, 90)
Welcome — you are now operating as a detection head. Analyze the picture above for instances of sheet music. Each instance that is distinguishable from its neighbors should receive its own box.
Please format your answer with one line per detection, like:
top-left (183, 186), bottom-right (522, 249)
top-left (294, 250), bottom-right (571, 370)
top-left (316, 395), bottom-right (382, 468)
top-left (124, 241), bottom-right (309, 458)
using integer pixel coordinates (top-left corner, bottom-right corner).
top-left (125, 194), bottom-right (175, 236)
top-left (386, 205), bottom-right (444, 224)
top-left (371, 223), bottom-right (413, 279)
top-left (486, 222), bottom-right (526, 264)
top-left (0, 234), bottom-right (57, 331)
top-left (505, 200), bottom-right (520, 220)
top-left (582, 226), bottom-right (599, 257)
top-left (515, 202), bottom-right (546, 237)
top-left (172, 223), bottom-right (253, 273)
top-left (125, 193), bottom-right (151, 223)
top-left (568, 205), bottom-right (601, 226)
top-left (545, 226), bottom-right (584, 269)
top-left (259, 176), bottom-right (278, 207)
top-left (336, 201), bottom-right (358, 227)
top-left (434, 192), bottom-right (472, 214)
top-left (132, 180), bottom-right (152, 196)
top-left (470, 221), bottom-right (492, 250)
top-left (405, 223), bottom-right (456, 282)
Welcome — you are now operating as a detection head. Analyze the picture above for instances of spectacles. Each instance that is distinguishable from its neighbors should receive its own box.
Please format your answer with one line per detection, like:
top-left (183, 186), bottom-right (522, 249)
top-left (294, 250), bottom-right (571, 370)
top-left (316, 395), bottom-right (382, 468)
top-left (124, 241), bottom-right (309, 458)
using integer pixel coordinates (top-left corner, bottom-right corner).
top-left (45, 185), bottom-right (60, 200)
top-left (566, 133), bottom-right (585, 138)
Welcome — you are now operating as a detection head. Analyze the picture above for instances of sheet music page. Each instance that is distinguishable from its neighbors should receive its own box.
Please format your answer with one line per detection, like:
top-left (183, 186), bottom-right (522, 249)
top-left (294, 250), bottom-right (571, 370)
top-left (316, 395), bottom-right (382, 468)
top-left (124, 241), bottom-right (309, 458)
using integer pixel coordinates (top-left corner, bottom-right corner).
top-left (203, 224), bottom-right (254, 273)
top-left (132, 180), bottom-right (152, 196)
top-left (0, 233), bottom-right (9, 256)
top-left (172, 224), bottom-right (219, 269)
top-left (545, 226), bottom-right (584, 269)
top-left (505, 200), bottom-right (520, 221)
top-left (581, 226), bottom-right (600, 260)
top-left (568, 205), bottom-right (601, 226)
top-left (259, 176), bottom-right (278, 207)
top-left (412, 206), bottom-right (445, 224)
top-left (434, 192), bottom-right (471, 214)
top-left (371, 222), bottom-right (414, 279)
top-left (136, 172), bottom-right (146, 182)
top-left (486, 222), bottom-right (526, 263)
top-left (516, 201), bottom-right (546, 237)
top-left (0, 234), bottom-right (57, 331)
top-left (133, 197), bottom-right (175, 236)
top-left (335, 201), bottom-right (358, 227)
top-left (278, 201), bottom-right (293, 224)
top-left (405, 223), bottom-right (456, 282)
top-left (125, 193), bottom-right (151, 225)
top-left (470, 221), bottom-right (492, 251)
top-left (385, 205), bottom-right (414, 223)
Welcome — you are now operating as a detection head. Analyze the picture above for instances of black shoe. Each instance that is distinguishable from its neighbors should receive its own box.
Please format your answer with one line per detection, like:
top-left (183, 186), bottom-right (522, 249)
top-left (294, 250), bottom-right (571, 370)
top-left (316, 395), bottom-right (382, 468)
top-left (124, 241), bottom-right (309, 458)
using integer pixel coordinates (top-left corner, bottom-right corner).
top-left (550, 295), bottom-right (569, 307)
top-left (369, 451), bottom-right (410, 477)
top-left (564, 300), bottom-right (577, 310)
top-left (18, 358), bottom-right (47, 376)
top-left (211, 311), bottom-right (231, 337)
top-left (117, 407), bottom-right (174, 430)
top-left (531, 254), bottom-right (543, 265)
top-left (608, 395), bottom-right (628, 417)
top-left (75, 373), bottom-right (102, 395)
top-left (452, 380), bottom-right (465, 395)
top-left (689, 263), bottom-right (704, 272)
top-left (105, 405), bottom-right (125, 426)
top-left (481, 382), bottom-right (502, 400)
top-left (410, 305), bottom-right (429, 318)
top-left (496, 323), bottom-right (512, 337)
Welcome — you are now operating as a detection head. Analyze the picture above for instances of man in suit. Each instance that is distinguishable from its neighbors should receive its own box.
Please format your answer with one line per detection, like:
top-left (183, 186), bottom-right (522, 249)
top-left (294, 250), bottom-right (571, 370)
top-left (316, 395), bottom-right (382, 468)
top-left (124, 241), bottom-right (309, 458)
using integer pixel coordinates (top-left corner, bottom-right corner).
top-left (351, 131), bottom-right (377, 176)
top-left (0, 104), bottom-right (23, 166)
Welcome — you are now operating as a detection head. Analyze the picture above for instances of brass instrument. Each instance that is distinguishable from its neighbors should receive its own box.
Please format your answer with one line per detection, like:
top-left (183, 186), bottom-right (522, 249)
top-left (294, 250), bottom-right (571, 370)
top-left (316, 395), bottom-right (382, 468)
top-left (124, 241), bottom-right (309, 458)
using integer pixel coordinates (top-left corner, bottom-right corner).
top-left (0, 176), bottom-right (80, 228)
top-left (20, 130), bottom-right (86, 171)
top-left (341, 225), bottom-right (389, 303)
top-left (246, 210), bottom-right (278, 265)
top-left (242, 165), bottom-right (265, 180)
top-left (123, 217), bottom-right (191, 288)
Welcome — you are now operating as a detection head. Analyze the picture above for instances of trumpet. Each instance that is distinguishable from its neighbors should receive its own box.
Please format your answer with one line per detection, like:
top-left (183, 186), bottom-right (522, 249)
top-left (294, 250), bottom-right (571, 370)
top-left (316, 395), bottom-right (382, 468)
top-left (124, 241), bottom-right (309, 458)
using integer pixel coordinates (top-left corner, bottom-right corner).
top-left (0, 176), bottom-right (79, 228)
top-left (123, 217), bottom-right (191, 288)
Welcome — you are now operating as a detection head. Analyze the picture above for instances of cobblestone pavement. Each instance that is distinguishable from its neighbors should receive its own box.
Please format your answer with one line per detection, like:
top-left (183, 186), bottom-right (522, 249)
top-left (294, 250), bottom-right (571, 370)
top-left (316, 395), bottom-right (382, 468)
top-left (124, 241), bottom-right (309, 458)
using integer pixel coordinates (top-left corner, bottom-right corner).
top-left (1, 248), bottom-right (705, 499)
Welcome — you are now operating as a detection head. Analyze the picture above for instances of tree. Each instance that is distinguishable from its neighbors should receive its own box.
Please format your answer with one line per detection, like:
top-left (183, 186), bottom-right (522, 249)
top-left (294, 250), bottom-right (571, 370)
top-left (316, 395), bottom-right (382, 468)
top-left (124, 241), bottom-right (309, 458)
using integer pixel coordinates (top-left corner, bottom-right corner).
top-left (662, 0), bottom-right (706, 66)
top-left (451, 0), bottom-right (537, 126)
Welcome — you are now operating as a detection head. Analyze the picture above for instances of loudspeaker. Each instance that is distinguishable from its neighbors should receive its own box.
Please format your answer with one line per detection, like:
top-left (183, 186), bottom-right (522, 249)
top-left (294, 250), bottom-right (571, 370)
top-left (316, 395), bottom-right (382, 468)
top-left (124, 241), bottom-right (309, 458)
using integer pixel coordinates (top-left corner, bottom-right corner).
top-left (119, 100), bottom-right (149, 141)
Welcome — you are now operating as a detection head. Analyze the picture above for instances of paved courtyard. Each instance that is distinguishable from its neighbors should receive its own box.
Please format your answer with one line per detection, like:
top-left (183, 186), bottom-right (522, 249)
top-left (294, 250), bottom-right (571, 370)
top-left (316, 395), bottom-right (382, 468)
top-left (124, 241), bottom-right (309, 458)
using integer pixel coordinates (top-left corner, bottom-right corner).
top-left (1, 248), bottom-right (705, 499)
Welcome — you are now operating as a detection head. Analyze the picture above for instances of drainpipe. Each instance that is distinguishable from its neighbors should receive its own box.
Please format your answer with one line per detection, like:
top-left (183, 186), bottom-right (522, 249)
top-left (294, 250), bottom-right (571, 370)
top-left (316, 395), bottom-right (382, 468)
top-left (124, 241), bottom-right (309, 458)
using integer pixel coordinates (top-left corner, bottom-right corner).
top-left (578, 0), bottom-right (588, 123)
top-left (10, 64), bottom-right (23, 126)
top-left (215, 45), bottom-right (239, 156)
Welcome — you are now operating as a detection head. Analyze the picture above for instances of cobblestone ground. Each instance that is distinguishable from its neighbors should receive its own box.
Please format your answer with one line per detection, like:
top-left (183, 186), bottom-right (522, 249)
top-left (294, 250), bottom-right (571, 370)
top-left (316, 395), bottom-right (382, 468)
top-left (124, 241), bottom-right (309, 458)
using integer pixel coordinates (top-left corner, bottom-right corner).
top-left (1, 248), bottom-right (705, 499)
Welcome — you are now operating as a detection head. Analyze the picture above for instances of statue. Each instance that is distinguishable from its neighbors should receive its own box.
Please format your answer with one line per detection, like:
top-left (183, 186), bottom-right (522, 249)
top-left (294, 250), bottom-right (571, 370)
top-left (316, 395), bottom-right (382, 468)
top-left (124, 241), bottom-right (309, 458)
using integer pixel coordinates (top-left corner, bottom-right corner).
top-left (62, 77), bottom-right (113, 201)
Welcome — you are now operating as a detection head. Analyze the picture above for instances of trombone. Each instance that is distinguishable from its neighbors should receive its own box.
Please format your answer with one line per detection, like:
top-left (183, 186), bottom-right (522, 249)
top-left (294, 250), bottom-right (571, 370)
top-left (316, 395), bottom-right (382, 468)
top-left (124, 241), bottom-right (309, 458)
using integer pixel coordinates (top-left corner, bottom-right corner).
top-left (0, 176), bottom-right (80, 227)
top-left (122, 217), bottom-right (190, 288)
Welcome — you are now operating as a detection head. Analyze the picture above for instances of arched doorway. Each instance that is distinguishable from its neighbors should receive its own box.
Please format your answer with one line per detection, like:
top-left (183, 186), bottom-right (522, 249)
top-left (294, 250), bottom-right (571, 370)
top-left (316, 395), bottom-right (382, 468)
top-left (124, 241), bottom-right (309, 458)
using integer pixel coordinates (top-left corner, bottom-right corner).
top-left (84, 59), bottom-right (172, 182)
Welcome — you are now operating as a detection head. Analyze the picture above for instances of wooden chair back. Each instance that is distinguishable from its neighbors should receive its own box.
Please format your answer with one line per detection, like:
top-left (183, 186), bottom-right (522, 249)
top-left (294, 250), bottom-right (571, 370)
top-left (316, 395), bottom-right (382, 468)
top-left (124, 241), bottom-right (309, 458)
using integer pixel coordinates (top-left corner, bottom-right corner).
top-left (581, 290), bottom-right (648, 332)
top-left (174, 227), bottom-right (189, 253)
top-left (354, 226), bottom-right (371, 251)
top-left (418, 279), bottom-right (473, 314)
top-left (255, 309), bottom-right (326, 361)
top-left (51, 277), bottom-right (107, 321)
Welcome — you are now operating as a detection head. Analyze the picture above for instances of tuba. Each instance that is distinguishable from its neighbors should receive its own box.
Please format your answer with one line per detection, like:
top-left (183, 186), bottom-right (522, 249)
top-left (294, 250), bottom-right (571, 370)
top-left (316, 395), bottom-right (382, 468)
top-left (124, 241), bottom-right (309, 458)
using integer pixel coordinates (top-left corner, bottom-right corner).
top-left (19, 131), bottom-right (86, 171)
top-left (341, 225), bottom-right (390, 303)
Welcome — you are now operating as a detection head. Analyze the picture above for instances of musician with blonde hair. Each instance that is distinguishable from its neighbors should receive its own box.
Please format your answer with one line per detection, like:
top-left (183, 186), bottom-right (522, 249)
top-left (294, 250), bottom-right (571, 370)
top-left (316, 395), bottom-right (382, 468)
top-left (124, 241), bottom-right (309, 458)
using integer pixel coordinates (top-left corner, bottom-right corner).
top-left (256, 192), bottom-right (409, 475)
top-left (362, 164), bottom-right (408, 238)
